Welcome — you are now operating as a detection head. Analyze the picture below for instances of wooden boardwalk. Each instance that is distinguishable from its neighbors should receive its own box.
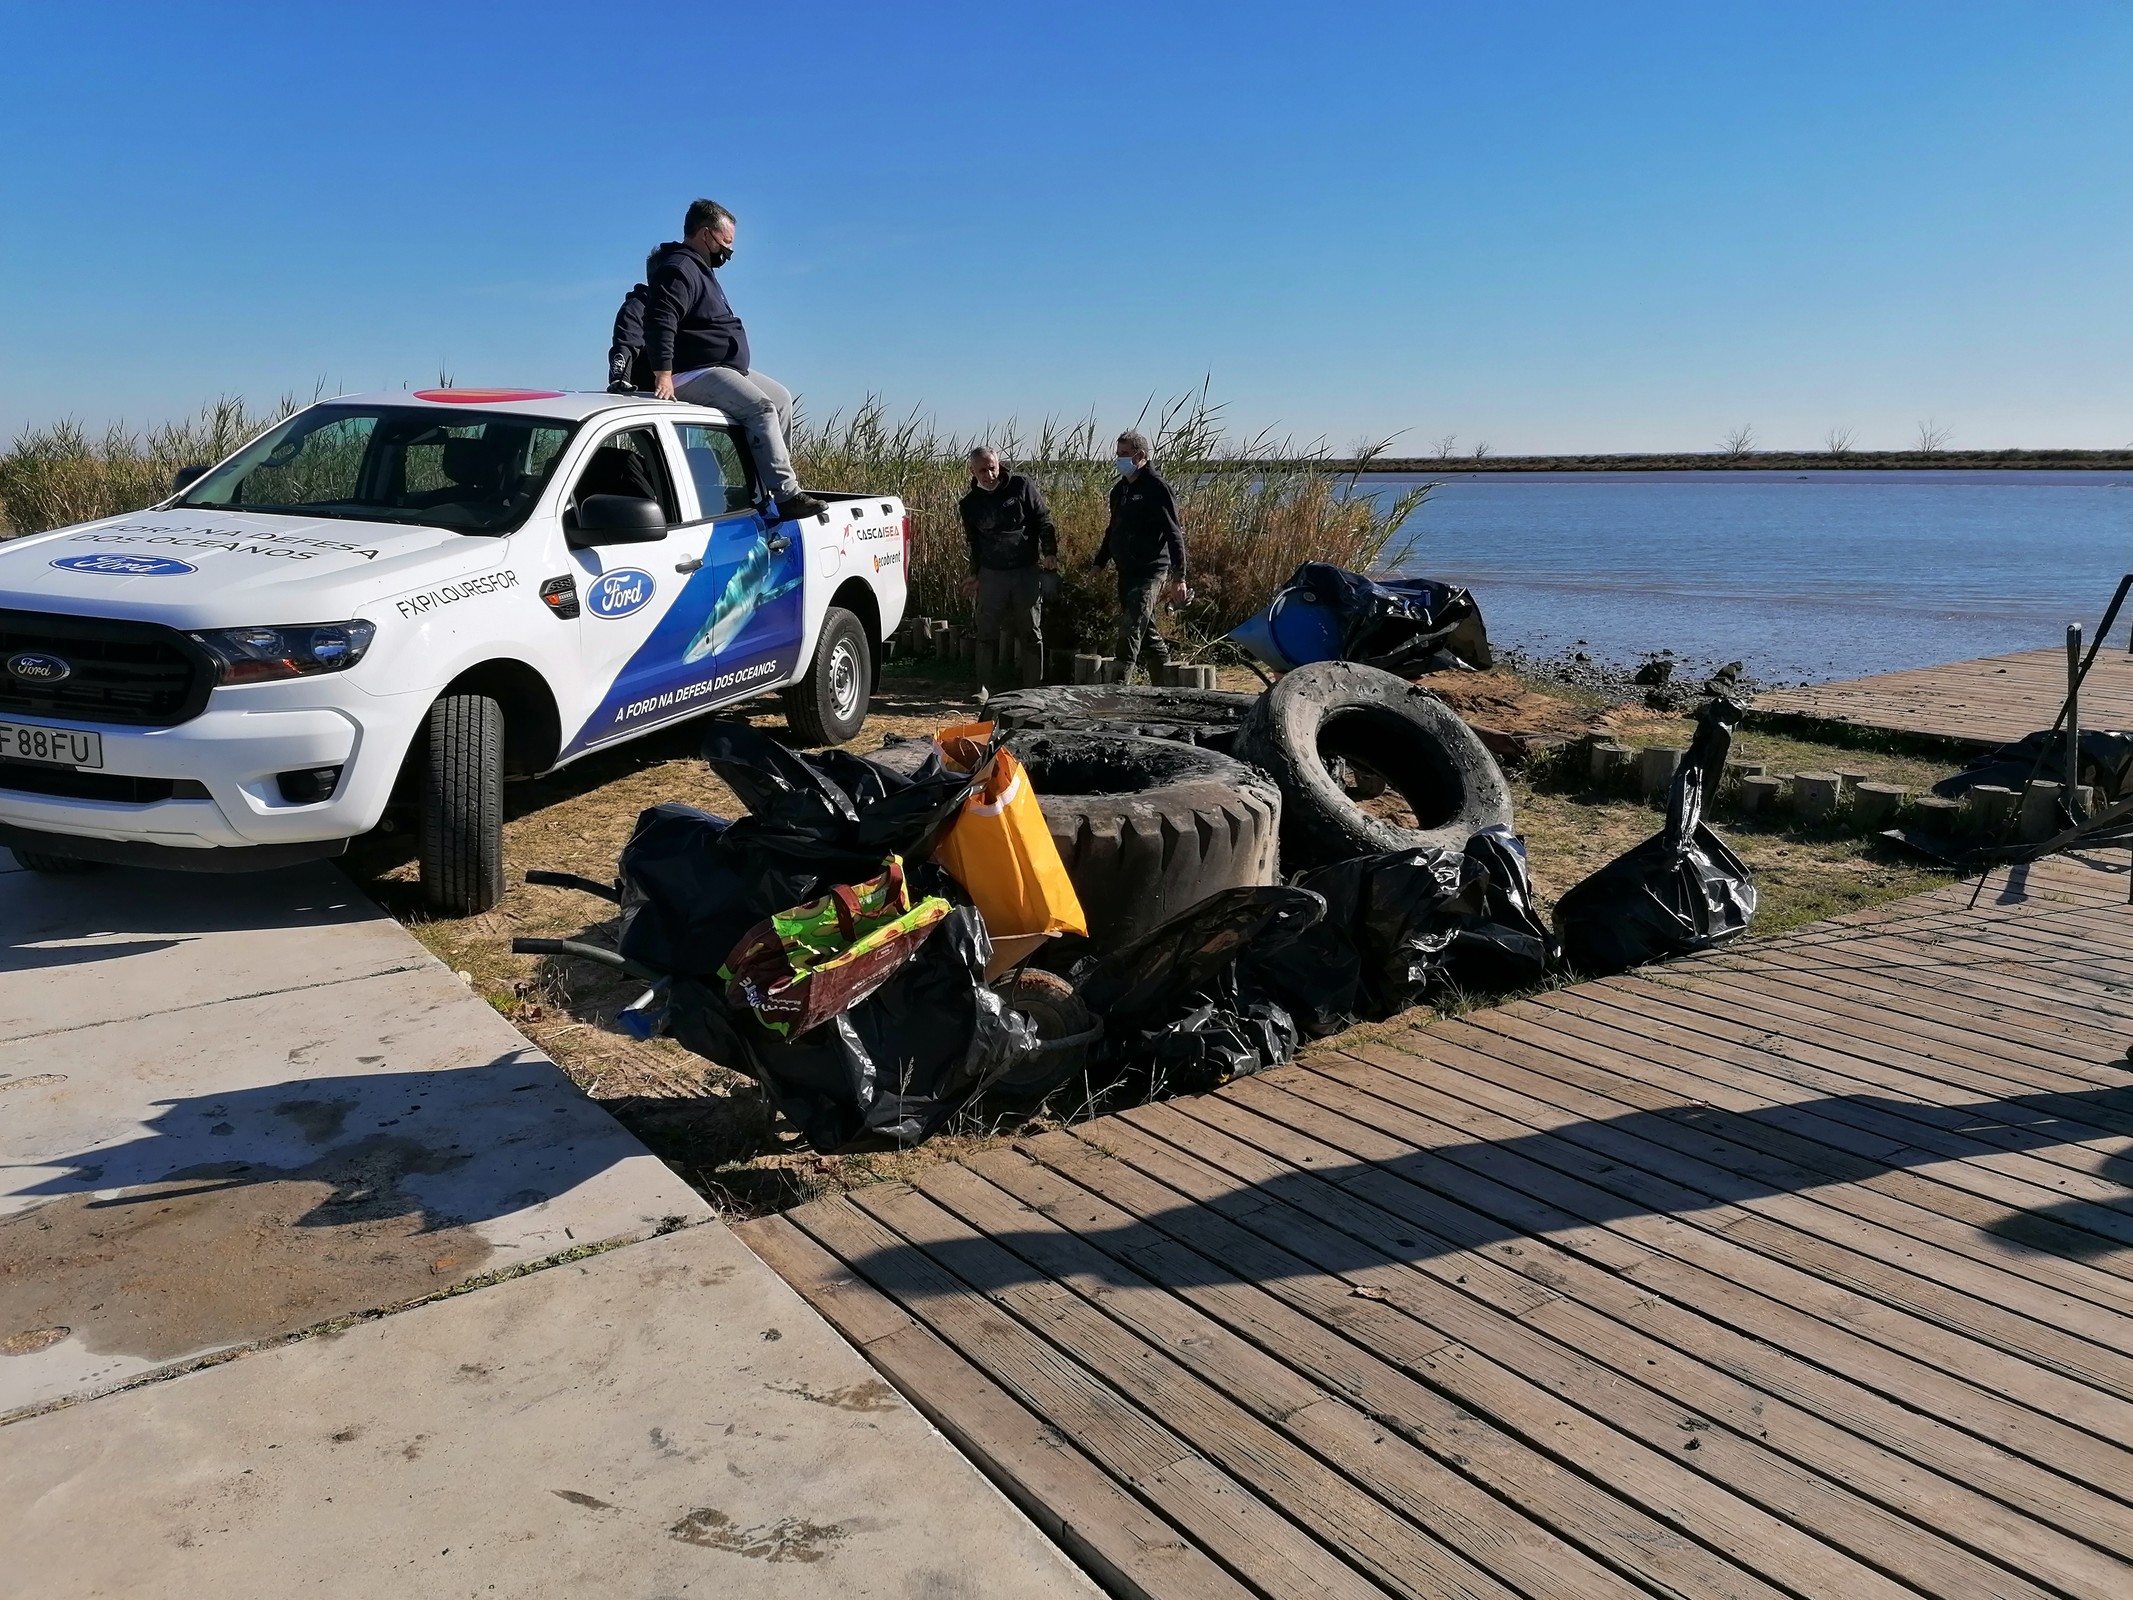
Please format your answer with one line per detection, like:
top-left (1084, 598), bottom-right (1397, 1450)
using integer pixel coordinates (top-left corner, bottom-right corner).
top-left (1751, 645), bottom-right (2133, 748)
top-left (738, 852), bottom-right (2133, 1600)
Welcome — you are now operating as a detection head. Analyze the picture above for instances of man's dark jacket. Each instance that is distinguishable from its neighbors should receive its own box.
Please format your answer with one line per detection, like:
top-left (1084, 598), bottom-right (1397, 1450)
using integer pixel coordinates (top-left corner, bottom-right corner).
top-left (959, 472), bottom-right (1058, 573)
top-left (1094, 467), bottom-right (1187, 579)
top-left (643, 241), bottom-right (751, 376)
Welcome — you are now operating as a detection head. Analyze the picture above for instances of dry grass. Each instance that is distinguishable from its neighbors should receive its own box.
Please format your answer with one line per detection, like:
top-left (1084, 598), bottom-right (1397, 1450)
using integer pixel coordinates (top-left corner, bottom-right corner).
top-left (794, 385), bottom-right (1431, 654)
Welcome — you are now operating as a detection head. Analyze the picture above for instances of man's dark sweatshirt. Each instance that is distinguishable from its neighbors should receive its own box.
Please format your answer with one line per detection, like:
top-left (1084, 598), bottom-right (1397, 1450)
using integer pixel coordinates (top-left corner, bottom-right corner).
top-left (644, 241), bottom-right (751, 376)
top-left (959, 473), bottom-right (1058, 573)
top-left (1093, 467), bottom-right (1187, 580)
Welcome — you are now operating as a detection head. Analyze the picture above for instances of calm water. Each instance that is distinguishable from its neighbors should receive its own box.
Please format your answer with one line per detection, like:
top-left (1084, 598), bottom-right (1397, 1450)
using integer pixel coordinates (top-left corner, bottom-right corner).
top-left (1364, 470), bottom-right (2133, 684)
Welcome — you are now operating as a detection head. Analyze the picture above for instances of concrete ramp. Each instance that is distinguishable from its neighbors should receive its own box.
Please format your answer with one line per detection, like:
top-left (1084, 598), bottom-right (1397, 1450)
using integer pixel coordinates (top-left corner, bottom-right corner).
top-left (0, 854), bottom-right (709, 1416)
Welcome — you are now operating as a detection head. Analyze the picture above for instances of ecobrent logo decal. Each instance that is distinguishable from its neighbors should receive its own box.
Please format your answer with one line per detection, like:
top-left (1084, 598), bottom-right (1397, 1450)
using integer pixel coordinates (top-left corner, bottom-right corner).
top-left (51, 552), bottom-right (198, 577)
top-left (586, 568), bottom-right (655, 619)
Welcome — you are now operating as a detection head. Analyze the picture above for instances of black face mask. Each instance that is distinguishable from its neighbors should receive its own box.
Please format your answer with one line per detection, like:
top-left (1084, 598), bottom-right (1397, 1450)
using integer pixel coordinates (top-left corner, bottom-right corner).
top-left (704, 244), bottom-right (733, 269)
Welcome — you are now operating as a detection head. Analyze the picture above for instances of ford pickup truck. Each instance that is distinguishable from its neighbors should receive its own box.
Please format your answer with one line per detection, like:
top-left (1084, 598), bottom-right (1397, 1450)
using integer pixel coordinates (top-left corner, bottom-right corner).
top-left (0, 387), bottom-right (908, 913)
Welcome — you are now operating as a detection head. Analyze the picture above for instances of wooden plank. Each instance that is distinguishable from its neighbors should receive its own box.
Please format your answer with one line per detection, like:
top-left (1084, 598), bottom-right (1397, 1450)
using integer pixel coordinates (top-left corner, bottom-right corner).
top-left (1545, 979), bottom-right (2133, 1213)
top-left (1397, 1024), bottom-right (2133, 1370)
top-left (910, 1159), bottom-right (1633, 1600)
top-left (1311, 1039), bottom-right (2133, 1486)
top-left (1082, 1104), bottom-right (2060, 1600)
top-left (1029, 1125), bottom-right (1848, 1600)
top-left (1338, 1034), bottom-right (2133, 1414)
top-left (1206, 1073), bottom-right (2133, 1585)
top-left (1463, 998), bottom-right (2133, 1311)
top-left (785, 1195), bottom-right (1382, 1600)
top-left (844, 1179), bottom-right (1512, 1600)
top-left (1751, 648), bottom-right (2133, 746)
top-left (735, 1214), bottom-right (1255, 1600)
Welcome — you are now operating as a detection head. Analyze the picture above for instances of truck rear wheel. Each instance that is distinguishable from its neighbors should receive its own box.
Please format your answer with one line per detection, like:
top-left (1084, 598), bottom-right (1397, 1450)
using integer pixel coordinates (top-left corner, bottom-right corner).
top-left (783, 606), bottom-right (871, 746)
top-left (419, 692), bottom-right (506, 917)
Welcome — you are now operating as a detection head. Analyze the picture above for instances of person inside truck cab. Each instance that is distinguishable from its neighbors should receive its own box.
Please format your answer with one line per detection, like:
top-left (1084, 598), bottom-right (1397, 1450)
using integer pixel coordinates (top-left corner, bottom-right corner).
top-left (644, 199), bottom-right (826, 524)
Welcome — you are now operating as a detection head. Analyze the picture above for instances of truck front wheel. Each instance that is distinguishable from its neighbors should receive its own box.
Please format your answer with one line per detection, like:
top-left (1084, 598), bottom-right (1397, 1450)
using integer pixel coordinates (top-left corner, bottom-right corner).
top-left (419, 692), bottom-right (506, 917)
top-left (782, 606), bottom-right (871, 746)
top-left (11, 849), bottom-right (99, 875)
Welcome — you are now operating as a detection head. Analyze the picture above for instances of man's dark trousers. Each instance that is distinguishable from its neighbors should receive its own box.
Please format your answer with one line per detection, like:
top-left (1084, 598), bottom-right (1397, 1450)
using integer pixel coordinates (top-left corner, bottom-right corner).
top-left (1116, 575), bottom-right (1171, 677)
top-left (976, 567), bottom-right (1045, 689)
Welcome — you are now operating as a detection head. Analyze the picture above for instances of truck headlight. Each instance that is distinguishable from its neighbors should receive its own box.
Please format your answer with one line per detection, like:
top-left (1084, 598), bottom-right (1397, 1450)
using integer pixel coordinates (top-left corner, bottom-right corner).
top-left (192, 621), bottom-right (377, 685)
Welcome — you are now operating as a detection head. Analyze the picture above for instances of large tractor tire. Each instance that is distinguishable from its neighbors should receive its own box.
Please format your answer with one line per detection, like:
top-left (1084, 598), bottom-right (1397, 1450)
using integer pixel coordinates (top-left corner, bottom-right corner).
top-left (418, 692), bottom-right (507, 917)
top-left (1239, 660), bottom-right (1511, 870)
top-left (985, 683), bottom-right (1259, 753)
top-left (1004, 728), bottom-right (1280, 954)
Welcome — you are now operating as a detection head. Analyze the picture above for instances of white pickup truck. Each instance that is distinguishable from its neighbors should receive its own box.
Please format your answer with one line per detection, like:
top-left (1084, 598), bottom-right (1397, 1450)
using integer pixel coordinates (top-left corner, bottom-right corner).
top-left (0, 387), bottom-right (908, 913)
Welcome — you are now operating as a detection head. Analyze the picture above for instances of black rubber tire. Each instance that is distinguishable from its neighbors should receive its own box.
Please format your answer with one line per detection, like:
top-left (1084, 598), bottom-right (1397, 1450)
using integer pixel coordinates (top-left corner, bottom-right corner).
top-left (981, 968), bottom-right (1097, 1111)
top-left (10, 848), bottom-right (99, 874)
top-left (418, 693), bottom-right (506, 917)
top-left (1005, 728), bottom-right (1281, 953)
top-left (783, 606), bottom-right (871, 746)
top-left (986, 684), bottom-right (1259, 751)
top-left (1239, 660), bottom-right (1511, 869)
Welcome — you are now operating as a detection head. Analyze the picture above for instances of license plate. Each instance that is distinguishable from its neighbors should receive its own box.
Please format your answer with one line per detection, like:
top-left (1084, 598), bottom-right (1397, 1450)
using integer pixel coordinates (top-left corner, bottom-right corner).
top-left (0, 721), bottom-right (104, 769)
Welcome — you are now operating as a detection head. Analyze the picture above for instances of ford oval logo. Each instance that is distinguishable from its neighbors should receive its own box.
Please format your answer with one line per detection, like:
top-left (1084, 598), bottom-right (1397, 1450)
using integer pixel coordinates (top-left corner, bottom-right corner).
top-left (586, 568), bottom-right (655, 619)
top-left (7, 651), bottom-right (71, 684)
top-left (50, 553), bottom-right (198, 577)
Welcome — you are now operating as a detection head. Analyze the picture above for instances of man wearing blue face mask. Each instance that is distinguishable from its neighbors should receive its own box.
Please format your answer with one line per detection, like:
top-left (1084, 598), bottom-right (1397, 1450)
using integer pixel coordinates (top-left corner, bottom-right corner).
top-left (1092, 429), bottom-right (1189, 679)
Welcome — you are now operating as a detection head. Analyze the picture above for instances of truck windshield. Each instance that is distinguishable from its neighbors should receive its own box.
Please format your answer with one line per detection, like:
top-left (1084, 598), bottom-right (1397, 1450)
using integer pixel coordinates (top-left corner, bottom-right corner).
top-left (179, 405), bottom-right (579, 535)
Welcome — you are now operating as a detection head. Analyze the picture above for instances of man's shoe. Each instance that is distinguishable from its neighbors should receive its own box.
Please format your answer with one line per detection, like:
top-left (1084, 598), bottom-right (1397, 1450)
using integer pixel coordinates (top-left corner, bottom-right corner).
top-left (773, 492), bottom-right (830, 522)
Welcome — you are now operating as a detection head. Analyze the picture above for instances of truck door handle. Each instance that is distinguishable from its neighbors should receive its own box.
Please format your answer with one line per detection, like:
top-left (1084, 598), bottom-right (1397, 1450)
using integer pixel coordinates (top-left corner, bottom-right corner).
top-left (674, 556), bottom-right (703, 573)
top-left (766, 534), bottom-right (793, 554)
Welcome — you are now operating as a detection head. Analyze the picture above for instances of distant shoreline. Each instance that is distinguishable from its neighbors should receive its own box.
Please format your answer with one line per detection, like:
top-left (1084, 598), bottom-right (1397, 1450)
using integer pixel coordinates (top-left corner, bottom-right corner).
top-left (1328, 448), bottom-right (2133, 474)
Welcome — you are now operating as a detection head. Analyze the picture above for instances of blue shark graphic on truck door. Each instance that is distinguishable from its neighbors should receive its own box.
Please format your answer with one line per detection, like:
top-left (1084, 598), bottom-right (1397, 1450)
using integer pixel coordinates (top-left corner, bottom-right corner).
top-left (563, 510), bottom-right (806, 756)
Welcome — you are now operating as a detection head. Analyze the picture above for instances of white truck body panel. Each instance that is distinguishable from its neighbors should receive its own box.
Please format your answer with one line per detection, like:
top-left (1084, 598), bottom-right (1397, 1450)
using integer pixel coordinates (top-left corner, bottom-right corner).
top-left (0, 391), bottom-right (907, 857)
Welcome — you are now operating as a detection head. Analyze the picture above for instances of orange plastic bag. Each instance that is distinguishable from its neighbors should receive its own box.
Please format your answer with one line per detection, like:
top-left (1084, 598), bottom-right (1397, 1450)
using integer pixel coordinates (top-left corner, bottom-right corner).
top-left (932, 724), bottom-right (1088, 944)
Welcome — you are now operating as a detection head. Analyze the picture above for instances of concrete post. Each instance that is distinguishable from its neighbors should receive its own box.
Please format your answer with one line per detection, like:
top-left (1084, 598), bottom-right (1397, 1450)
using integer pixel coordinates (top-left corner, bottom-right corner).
top-left (1638, 746), bottom-right (1683, 800)
top-left (1738, 775), bottom-right (1785, 815)
top-left (1852, 781), bottom-right (1907, 828)
top-left (1909, 794), bottom-right (1962, 833)
top-left (1588, 741), bottom-right (1628, 786)
top-left (1794, 772), bottom-right (1843, 819)
top-left (1594, 745), bottom-right (1636, 790)
top-left (2018, 781), bottom-right (2064, 844)
top-left (1961, 784), bottom-right (2017, 835)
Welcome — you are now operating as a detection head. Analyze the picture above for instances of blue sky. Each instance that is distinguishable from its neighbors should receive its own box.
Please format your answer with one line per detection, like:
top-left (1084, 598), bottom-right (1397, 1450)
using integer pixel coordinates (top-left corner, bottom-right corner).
top-left (3, 2), bottom-right (2130, 452)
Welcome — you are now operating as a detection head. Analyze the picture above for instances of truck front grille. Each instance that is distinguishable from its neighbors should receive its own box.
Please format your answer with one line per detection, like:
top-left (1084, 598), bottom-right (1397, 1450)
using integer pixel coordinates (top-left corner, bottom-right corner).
top-left (0, 609), bottom-right (212, 727)
top-left (0, 762), bottom-right (211, 804)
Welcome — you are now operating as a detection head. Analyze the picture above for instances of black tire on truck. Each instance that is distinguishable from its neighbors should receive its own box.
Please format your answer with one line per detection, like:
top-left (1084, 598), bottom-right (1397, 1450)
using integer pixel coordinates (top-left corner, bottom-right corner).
top-left (1238, 660), bottom-right (1512, 869)
top-left (1004, 728), bottom-right (1281, 954)
top-left (783, 606), bottom-right (871, 746)
top-left (419, 692), bottom-right (506, 917)
top-left (985, 684), bottom-right (1260, 752)
top-left (11, 849), bottom-right (98, 874)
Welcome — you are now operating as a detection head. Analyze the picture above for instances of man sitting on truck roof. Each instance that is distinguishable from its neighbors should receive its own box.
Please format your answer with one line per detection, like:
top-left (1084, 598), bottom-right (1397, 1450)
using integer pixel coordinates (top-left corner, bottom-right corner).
top-left (646, 198), bottom-right (826, 523)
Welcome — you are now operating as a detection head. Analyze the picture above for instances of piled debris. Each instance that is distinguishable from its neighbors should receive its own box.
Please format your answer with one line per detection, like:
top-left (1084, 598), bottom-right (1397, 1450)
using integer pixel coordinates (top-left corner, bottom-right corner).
top-left (522, 566), bottom-right (1761, 1153)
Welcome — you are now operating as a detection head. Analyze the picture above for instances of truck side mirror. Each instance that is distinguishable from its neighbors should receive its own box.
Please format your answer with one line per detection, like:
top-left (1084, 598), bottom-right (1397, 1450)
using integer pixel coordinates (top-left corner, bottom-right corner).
top-left (569, 494), bottom-right (668, 545)
top-left (171, 464), bottom-right (210, 492)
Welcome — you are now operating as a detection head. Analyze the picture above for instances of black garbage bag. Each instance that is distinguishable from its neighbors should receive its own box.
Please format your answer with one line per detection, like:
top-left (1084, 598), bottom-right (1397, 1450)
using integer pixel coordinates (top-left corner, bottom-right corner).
top-left (700, 722), bottom-right (978, 869)
top-left (1932, 728), bottom-right (2133, 805)
top-left (1139, 966), bottom-right (1304, 1093)
top-left (1553, 698), bottom-right (1756, 977)
top-left (664, 905), bottom-right (1039, 1151)
top-left (1248, 825), bottom-right (1555, 1038)
top-left (1076, 886), bottom-right (1324, 1087)
top-left (615, 727), bottom-right (981, 977)
top-left (1253, 561), bottom-right (1493, 675)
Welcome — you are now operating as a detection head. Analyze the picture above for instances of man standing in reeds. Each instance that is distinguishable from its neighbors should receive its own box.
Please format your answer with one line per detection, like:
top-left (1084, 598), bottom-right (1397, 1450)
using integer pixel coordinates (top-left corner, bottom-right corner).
top-left (960, 446), bottom-right (1056, 690)
top-left (1094, 430), bottom-right (1189, 680)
